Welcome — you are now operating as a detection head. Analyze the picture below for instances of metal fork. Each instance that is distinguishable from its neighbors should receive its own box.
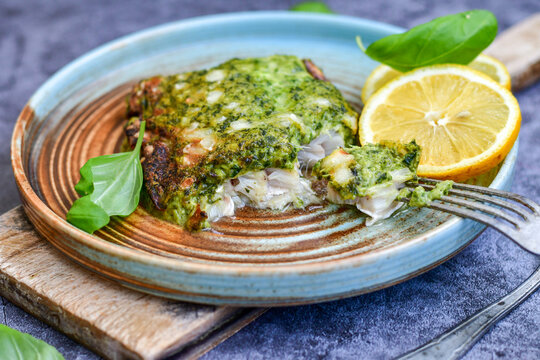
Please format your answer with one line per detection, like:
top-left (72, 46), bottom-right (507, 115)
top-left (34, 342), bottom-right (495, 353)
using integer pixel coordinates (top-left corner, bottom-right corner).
top-left (395, 178), bottom-right (540, 359)
top-left (401, 178), bottom-right (540, 255)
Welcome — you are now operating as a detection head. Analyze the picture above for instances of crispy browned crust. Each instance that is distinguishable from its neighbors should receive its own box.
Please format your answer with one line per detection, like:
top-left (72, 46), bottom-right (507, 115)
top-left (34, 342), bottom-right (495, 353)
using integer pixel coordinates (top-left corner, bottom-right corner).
top-left (125, 118), bottom-right (142, 148)
top-left (140, 141), bottom-right (177, 210)
top-left (303, 59), bottom-right (326, 81)
top-left (127, 76), bottom-right (163, 115)
top-left (186, 204), bottom-right (208, 231)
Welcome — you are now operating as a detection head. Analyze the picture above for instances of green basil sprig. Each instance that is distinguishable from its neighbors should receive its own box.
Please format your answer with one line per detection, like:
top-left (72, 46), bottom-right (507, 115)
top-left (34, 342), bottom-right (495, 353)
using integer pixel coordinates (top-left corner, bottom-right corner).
top-left (0, 324), bottom-right (65, 359)
top-left (359, 10), bottom-right (497, 72)
top-left (289, 1), bottom-right (334, 14)
top-left (66, 121), bottom-right (146, 233)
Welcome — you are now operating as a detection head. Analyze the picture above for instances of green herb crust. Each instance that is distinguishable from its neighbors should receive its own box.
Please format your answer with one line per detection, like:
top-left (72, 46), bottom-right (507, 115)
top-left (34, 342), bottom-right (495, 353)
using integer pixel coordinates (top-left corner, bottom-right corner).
top-left (312, 141), bottom-right (421, 200)
top-left (127, 55), bottom-right (358, 229)
top-left (397, 180), bottom-right (454, 207)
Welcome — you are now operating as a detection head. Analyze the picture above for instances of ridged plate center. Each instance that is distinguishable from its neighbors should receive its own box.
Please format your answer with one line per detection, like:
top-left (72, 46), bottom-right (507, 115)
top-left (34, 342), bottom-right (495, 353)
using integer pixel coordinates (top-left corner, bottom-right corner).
top-left (33, 82), bottom-right (454, 265)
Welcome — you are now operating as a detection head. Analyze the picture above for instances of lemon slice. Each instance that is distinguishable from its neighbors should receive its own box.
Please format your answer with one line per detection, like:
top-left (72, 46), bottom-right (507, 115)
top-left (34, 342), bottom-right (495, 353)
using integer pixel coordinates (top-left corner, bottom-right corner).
top-left (361, 65), bottom-right (402, 104)
top-left (359, 64), bottom-right (521, 181)
top-left (361, 54), bottom-right (511, 103)
top-left (468, 54), bottom-right (512, 90)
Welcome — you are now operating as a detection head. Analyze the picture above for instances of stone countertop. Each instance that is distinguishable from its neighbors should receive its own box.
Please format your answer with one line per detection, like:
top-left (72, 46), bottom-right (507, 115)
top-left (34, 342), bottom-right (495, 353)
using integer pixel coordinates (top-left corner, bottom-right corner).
top-left (1, 0), bottom-right (539, 359)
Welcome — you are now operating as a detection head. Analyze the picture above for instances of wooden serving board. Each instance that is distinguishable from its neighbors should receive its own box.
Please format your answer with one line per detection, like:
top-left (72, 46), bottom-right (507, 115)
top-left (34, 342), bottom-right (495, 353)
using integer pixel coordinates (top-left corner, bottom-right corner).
top-left (0, 207), bottom-right (265, 360)
top-left (1, 13), bottom-right (540, 360)
top-left (485, 13), bottom-right (540, 91)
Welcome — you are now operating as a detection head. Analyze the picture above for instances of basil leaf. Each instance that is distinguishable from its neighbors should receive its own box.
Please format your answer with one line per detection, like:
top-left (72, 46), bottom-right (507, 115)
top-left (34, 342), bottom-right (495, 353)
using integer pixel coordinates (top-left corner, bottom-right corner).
top-left (66, 197), bottom-right (110, 233)
top-left (363, 10), bottom-right (497, 72)
top-left (289, 1), bottom-right (334, 14)
top-left (0, 324), bottom-right (65, 360)
top-left (74, 160), bottom-right (94, 196)
top-left (66, 121), bottom-right (146, 233)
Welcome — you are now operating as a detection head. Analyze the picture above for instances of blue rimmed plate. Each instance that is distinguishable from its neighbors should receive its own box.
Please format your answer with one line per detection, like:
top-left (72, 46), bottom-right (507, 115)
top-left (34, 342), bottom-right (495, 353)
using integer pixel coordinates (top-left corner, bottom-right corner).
top-left (11, 12), bottom-right (517, 306)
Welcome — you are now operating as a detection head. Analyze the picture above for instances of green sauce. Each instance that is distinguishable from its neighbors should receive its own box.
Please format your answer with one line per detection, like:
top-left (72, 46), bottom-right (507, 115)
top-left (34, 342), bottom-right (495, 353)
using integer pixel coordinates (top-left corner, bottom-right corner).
top-left (397, 180), bottom-right (454, 207)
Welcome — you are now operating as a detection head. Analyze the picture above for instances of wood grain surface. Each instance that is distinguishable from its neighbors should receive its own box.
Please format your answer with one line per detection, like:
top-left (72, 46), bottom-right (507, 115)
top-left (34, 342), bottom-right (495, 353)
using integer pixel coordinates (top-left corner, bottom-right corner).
top-left (2, 12), bottom-right (540, 360)
top-left (486, 13), bottom-right (540, 91)
top-left (0, 206), bottom-right (265, 360)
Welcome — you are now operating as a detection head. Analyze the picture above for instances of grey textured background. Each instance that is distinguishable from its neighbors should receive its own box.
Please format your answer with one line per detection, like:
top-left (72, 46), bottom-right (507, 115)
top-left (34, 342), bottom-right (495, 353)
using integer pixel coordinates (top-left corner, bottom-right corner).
top-left (1, 0), bottom-right (539, 359)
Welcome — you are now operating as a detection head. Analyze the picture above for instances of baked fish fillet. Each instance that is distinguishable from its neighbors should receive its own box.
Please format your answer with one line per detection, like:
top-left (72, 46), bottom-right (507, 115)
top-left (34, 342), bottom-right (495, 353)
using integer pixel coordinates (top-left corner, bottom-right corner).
top-left (125, 55), bottom-right (358, 230)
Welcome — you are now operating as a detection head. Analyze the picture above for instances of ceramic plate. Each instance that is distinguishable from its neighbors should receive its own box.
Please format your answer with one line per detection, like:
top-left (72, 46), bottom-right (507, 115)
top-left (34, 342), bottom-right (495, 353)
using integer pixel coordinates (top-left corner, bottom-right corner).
top-left (12, 12), bottom-right (518, 306)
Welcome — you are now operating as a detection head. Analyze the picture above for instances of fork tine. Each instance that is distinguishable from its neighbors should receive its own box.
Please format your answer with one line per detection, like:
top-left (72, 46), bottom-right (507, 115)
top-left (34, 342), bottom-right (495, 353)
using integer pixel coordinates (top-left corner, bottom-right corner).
top-left (437, 195), bottom-right (522, 227)
top-left (413, 184), bottom-right (530, 220)
top-left (418, 178), bottom-right (540, 214)
top-left (399, 198), bottom-right (517, 238)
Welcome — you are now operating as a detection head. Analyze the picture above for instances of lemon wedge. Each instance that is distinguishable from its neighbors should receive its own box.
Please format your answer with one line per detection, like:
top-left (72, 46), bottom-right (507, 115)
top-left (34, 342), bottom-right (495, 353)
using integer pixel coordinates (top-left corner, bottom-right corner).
top-left (359, 64), bottom-right (521, 181)
top-left (361, 54), bottom-right (511, 104)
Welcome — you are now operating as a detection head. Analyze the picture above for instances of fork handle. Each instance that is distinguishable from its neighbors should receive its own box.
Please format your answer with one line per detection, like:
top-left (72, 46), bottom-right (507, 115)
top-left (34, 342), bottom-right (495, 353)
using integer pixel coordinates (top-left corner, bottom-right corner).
top-left (397, 265), bottom-right (540, 360)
